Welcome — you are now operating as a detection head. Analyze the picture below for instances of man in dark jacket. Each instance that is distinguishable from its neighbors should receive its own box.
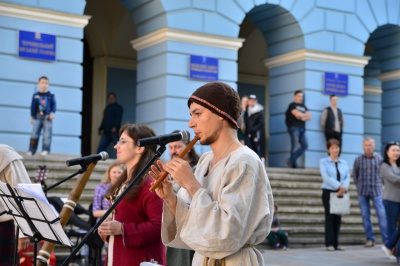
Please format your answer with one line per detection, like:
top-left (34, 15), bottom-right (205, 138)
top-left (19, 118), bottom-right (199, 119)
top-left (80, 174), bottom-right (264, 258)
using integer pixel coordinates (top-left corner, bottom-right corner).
top-left (97, 92), bottom-right (123, 153)
top-left (320, 94), bottom-right (344, 152)
top-left (244, 94), bottom-right (264, 157)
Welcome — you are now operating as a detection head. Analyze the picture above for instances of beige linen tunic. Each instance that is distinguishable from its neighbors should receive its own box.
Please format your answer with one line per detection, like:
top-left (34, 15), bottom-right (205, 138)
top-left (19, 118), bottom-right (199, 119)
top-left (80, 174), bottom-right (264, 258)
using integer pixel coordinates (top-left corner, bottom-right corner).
top-left (0, 144), bottom-right (32, 224)
top-left (162, 146), bottom-right (274, 266)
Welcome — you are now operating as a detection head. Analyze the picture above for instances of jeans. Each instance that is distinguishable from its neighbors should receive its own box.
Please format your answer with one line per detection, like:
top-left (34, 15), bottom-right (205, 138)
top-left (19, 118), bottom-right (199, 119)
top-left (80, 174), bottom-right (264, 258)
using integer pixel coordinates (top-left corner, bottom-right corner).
top-left (267, 230), bottom-right (289, 248)
top-left (358, 195), bottom-right (388, 243)
top-left (30, 115), bottom-right (52, 153)
top-left (383, 200), bottom-right (400, 238)
top-left (385, 228), bottom-right (400, 249)
top-left (97, 132), bottom-right (118, 153)
top-left (288, 127), bottom-right (308, 168)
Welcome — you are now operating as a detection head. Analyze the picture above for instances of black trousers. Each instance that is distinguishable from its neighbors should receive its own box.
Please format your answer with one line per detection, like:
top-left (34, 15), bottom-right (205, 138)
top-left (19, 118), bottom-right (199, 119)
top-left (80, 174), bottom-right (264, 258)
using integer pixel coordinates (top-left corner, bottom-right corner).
top-left (322, 189), bottom-right (342, 248)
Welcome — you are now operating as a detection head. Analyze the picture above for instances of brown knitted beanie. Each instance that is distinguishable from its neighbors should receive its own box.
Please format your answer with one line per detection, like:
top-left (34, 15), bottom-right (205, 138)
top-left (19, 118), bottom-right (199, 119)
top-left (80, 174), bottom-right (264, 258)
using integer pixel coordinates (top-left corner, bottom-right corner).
top-left (188, 81), bottom-right (240, 130)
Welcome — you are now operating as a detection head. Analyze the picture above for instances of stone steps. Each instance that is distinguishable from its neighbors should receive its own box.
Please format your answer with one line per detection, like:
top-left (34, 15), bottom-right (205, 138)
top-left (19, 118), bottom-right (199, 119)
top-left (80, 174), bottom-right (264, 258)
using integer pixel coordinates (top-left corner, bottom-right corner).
top-left (265, 168), bottom-right (383, 247)
top-left (20, 152), bottom-right (114, 258)
top-left (18, 153), bottom-right (380, 253)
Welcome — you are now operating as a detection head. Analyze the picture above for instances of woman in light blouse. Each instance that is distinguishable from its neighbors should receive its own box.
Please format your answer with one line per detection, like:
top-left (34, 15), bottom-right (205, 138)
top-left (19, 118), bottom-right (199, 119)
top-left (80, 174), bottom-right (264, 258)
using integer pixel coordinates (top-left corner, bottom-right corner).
top-left (319, 139), bottom-right (350, 251)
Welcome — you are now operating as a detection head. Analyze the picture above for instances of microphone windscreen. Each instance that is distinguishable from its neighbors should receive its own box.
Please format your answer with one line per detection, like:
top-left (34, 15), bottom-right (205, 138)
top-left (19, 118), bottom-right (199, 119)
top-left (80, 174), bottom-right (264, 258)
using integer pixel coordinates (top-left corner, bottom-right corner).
top-left (181, 130), bottom-right (190, 142)
top-left (99, 151), bottom-right (109, 161)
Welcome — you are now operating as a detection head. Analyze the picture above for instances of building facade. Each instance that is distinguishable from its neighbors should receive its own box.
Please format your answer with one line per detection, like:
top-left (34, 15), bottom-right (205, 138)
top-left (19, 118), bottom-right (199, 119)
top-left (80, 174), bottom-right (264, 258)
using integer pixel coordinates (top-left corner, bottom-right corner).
top-left (0, 0), bottom-right (399, 167)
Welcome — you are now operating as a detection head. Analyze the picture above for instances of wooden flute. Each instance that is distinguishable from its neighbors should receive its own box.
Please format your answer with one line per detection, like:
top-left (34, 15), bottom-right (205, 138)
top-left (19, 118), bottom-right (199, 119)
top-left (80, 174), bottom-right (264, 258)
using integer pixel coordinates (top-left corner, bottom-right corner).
top-left (149, 135), bottom-right (200, 192)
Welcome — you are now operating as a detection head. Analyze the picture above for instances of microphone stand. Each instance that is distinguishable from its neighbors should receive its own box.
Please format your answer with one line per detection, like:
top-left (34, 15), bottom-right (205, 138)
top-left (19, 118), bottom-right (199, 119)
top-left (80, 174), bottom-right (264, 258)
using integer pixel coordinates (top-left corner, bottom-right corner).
top-left (60, 145), bottom-right (167, 266)
top-left (43, 166), bottom-right (88, 193)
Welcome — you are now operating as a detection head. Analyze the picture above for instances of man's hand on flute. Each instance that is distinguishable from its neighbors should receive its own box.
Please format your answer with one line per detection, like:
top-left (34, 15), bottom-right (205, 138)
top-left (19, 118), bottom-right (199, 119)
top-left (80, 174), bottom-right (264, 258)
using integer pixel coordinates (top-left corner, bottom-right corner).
top-left (149, 160), bottom-right (177, 216)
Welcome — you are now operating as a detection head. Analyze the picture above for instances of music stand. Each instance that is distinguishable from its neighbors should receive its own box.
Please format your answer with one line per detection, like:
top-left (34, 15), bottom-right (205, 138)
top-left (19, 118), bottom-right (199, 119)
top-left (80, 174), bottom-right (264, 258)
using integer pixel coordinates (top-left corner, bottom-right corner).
top-left (0, 182), bottom-right (73, 266)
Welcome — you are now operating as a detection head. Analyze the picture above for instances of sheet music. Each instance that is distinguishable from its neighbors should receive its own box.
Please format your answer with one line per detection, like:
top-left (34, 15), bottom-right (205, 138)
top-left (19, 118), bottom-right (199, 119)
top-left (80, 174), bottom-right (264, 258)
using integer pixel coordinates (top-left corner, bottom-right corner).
top-left (0, 181), bottom-right (73, 246)
top-left (14, 187), bottom-right (73, 246)
top-left (16, 183), bottom-right (49, 204)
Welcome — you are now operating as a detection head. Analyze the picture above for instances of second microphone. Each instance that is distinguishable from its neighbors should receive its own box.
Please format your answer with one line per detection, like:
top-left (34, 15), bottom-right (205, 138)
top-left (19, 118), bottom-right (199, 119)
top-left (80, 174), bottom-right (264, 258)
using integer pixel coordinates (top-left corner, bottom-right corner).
top-left (137, 130), bottom-right (190, 147)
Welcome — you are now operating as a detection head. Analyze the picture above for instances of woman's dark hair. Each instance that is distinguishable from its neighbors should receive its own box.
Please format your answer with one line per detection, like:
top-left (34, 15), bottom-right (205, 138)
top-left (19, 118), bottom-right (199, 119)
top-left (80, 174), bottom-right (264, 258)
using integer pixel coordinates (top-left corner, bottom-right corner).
top-left (383, 142), bottom-right (400, 166)
top-left (107, 124), bottom-right (157, 200)
top-left (326, 138), bottom-right (340, 151)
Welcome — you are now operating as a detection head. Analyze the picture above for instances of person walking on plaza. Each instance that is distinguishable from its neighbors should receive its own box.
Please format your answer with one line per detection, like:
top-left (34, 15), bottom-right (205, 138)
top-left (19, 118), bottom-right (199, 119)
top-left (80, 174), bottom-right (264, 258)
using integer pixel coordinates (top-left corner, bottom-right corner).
top-left (149, 81), bottom-right (273, 265)
top-left (353, 137), bottom-right (388, 247)
top-left (27, 76), bottom-right (56, 156)
top-left (285, 90), bottom-right (311, 168)
top-left (380, 142), bottom-right (400, 240)
top-left (244, 94), bottom-right (264, 157)
top-left (321, 95), bottom-right (344, 152)
top-left (320, 139), bottom-right (350, 251)
top-left (97, 92), bottom-right (124, 154)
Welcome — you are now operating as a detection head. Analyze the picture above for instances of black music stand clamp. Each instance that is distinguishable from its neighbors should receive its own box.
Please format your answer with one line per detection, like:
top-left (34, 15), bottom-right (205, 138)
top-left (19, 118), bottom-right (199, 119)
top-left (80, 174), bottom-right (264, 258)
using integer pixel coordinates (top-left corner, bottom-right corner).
top-left (60, 145), bottom-right (167, 266)
top-left (0, 182), bottom-right (73, 266)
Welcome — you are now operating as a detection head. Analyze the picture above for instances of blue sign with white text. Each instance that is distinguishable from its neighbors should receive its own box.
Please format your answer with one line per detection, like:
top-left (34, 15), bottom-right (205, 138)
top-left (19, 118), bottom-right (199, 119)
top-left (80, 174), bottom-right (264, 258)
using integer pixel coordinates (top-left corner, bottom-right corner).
top-left (190, 55), bottom-right (218, 81)
top-left (19, 30), bottom-right (56, 62)
top-left (324, 72), bottom-right (348, 96)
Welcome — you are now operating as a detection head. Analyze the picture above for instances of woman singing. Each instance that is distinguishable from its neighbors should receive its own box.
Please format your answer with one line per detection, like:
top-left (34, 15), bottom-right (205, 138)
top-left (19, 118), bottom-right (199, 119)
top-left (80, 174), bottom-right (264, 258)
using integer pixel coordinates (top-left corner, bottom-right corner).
top-left (99, 124), bottom-right (166, 266)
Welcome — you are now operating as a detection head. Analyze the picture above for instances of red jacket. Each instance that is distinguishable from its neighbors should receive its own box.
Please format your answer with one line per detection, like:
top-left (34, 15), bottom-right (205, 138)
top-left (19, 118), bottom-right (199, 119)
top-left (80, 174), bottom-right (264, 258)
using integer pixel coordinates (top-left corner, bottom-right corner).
top-left (105, 178), bottom-right (166, 266)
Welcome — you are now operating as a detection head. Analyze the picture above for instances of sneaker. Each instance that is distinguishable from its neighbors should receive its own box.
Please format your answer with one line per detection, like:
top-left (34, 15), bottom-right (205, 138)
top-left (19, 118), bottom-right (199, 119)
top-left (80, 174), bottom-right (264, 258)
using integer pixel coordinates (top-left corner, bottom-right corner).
top-left (285, 159), bottom-right (292, 168)
top-left (40, 151), bottom-right (48, 156)
top-left (364, 240), bottom-right (374, 247)
top-left (335, 246), bottom-right (345, 251)
top-left (326, 246), bottom-right (335, 251)
top-left (381, 245), bottom-right (396, 260)
top-left (26, 151), bottom-right (32, 156)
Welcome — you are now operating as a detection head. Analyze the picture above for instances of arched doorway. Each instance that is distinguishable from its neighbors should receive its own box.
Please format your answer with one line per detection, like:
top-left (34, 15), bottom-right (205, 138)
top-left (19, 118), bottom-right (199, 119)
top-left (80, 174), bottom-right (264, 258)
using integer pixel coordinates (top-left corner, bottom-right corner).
top-left (238, 4), bottom-right (304, 166)
top-left (83, 0), bottom-right (138, 157)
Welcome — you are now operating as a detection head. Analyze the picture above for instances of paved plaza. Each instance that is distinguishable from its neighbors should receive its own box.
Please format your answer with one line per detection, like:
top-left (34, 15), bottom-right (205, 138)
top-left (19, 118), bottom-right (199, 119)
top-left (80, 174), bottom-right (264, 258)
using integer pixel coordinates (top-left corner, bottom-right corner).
top-left (260, 245), bottom-right (397, 266)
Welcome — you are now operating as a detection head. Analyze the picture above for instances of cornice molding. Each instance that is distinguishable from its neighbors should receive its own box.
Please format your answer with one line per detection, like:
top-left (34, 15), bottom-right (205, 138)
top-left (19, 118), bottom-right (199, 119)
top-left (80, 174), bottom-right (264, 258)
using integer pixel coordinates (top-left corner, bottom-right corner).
top-left (238, 74), bottom-right (268, 85)
top-left (98, 56), bottom-right (137, 70)
top-left (131, 28), bottom-right (244, 51)
top-left (0, 2), bottom-right (90, 28)
top-left (376, 70), bottom-right (400, 82)
top-left (263, 49), bottom-right (371, 68)
top-left (364, 85), bottom-right (382, 95)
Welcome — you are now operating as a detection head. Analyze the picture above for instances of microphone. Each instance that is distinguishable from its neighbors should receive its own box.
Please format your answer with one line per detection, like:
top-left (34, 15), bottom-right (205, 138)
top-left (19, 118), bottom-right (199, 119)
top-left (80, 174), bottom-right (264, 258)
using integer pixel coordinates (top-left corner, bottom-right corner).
top-left (66, 151), bottom-right (109, 167)
top-left (137, 130), bottom-right (190, 147)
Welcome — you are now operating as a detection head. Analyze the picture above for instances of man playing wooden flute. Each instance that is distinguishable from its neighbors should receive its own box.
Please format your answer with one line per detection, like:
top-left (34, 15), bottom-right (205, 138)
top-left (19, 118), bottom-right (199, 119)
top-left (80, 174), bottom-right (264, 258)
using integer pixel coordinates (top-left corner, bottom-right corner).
top-left (150, 81), bottom-right (273, 266)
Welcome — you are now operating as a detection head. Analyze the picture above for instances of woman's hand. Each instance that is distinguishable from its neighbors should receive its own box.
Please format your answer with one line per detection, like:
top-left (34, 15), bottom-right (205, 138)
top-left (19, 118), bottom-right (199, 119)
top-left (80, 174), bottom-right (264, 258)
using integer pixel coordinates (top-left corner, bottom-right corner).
top-left (98, 220), bottom-right (122, 236)
top-left (337, 185), bottom-right (346, 198)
